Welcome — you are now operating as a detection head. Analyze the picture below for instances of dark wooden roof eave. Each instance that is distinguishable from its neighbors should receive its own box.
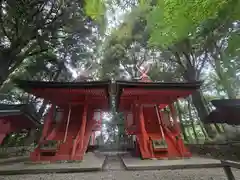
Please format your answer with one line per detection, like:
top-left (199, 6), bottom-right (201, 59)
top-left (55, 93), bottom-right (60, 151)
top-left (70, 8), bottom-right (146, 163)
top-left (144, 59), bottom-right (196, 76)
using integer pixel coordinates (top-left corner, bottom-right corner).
top-left (211, 99), bottom-right (240, 108)
top-left (14, 79), bottom-right (112, 109)
top-left (0, 104), bottom-right (41, 126)
top-left (115, 80), bottom-right (202, 90)
top-left (114, 80), bottom-right (203, 111)
top-left (14, 79), bottom-right (112, 91)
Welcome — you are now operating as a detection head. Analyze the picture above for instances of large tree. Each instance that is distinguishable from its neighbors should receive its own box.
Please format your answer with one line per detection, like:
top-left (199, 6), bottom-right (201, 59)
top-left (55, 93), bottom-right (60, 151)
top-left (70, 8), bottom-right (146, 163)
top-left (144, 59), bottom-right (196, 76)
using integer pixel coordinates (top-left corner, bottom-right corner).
top-left (0, 0), bottom-right (99, 86)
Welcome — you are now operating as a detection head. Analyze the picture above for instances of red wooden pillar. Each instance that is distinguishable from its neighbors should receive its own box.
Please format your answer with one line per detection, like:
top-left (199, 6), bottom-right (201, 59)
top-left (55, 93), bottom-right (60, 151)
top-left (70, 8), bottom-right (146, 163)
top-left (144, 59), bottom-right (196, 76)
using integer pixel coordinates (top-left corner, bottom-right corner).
top-left (47, 107), bottom-right (65, 141)
top-left (136, 103), bottom-right (151, 158)
top-left (0, 120), bottom-right (11, 144)
top-left (79, 104), bottom-right (88, 149)
top-left (81, 114), bottom-right (95, 155)
top-left (132, 104), bottom-right (138, 156)
top-left (71, 104), bottom-right (88, 160)
top-left (0, 134), bottom-right (6, 144)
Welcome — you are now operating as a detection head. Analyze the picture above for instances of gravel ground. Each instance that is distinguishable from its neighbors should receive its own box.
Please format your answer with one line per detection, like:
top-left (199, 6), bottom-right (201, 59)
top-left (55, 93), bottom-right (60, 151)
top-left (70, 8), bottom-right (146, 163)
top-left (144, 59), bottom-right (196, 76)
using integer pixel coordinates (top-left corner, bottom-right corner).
top-left (0, 168), bottom-right (240, 180)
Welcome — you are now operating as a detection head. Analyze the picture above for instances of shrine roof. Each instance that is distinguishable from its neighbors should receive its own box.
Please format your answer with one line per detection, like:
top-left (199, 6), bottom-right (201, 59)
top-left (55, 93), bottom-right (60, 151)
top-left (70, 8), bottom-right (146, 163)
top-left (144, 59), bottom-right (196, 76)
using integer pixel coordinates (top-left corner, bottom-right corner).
top-left (211, 99), bottom-right (240, 108)
top-left (15, 79), bottom-right (111, 108)
top-left (203, 99), bottom-right (240, 125)
top-left (204, 109), bottom-right (240, 125)
top-left (0, 104), bottom-right (40, 126)
top-left (15, 79), bottom-right (111, 90)
top-left (115, 80), bottom-right (202, 89)
top-left (115, 80), bottom-right (202, 111)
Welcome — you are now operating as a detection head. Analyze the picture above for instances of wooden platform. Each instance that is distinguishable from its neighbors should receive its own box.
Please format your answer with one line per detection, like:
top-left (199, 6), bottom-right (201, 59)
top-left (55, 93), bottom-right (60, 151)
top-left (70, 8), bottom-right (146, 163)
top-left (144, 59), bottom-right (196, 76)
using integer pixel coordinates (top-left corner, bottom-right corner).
top-left (0, 153), bottom-right (105, 175)
top-left (121, 156), bottom-right (223, 170)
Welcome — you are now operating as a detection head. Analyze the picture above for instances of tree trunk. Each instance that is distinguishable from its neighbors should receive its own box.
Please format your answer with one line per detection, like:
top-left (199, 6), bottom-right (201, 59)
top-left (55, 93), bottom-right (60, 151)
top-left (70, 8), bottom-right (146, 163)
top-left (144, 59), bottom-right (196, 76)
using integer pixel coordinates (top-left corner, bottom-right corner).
top-left (191, 90), bottom-right (217, 138)
top-left (175, 101), bottom-right (189, 142)
top-left (0, 60), bottom-right (10, 87)
top-left (0, 51), bottom-right (24, 87)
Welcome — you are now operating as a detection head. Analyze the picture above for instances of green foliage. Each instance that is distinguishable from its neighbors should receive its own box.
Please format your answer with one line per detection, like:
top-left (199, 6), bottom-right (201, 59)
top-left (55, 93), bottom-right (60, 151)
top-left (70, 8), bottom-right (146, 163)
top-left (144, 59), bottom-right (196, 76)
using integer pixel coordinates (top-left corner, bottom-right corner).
top-left (226, 32), bottom-right (240, 56)
top-left (99, 5), bottom-right (151, 79)
top-left (84, 0), bottom-right (107, 34)
top-left (146, 0), bottom-right (240, 47)
top-left (85, 0), bottom-right (105, 20)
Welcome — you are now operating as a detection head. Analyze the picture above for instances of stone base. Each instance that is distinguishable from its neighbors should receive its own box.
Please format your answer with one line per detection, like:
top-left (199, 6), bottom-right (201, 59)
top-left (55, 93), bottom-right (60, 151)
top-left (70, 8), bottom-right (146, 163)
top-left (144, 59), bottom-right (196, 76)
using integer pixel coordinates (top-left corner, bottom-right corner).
top-left (121, 155), bottom-right (223, 170)
top-left (0, 153), bottom-right (105, 175)
top-left (0, 156), bottom-right (29, 165)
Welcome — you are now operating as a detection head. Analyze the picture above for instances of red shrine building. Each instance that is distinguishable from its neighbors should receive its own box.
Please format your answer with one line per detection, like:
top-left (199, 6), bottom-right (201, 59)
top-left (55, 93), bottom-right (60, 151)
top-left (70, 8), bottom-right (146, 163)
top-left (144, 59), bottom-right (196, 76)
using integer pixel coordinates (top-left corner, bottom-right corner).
top-left (116, 80), bottom-right (201, 159)
top-left (16, 78), bottom-right (201, 162)
top-left (0, 104), bottom-right (40, 144)
top-left (16, 80), bottom-right (110, 161)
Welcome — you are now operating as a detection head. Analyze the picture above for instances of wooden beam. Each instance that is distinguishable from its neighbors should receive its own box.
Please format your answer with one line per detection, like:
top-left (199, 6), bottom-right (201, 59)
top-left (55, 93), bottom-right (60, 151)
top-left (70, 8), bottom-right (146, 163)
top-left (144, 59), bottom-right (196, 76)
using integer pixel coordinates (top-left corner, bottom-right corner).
top-left (221, 160), bottom-right (240, 180)
top-left (223, 166), bottom-right (236, 180)
top-left (221, 160), bottom-right (240, 169)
